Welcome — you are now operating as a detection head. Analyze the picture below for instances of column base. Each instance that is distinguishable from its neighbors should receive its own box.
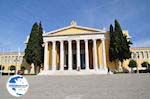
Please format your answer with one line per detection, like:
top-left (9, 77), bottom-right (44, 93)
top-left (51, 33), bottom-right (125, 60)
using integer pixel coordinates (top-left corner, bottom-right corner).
top-left (60, 69), bottom-right (64, 71)
top-left (68, 68), bottom-right (73, 71)
top-left (95, 65), bottom-right (108, 74)
top-left (94, 66), bottom-right (99, 71)
top-left (38, 68), bottom-right (112, 75)
top-left (85, 68), bottom-right (90, 71)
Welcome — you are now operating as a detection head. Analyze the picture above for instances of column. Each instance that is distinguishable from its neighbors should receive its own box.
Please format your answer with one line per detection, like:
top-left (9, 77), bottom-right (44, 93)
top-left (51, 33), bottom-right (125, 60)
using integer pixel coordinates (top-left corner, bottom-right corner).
top-left (140, 52), bottom-right (143, 59)
top-left (93, 39), bottom-right (98, 70)
top-left (60, 41), bottom-right (64, 71)
top-left (146, 51), bottom-right (148, 59)
top-left (136, 52), bottom-right (139, 59)
top-left (52, 41), bottom-right (56, 71)
top-left (142, 52), bottom-right (144, 59)
top-left (144, 51), bottom-right (146, 59)
top-left (85, 39), bottom-right (89, 70)
top-left (44, 42), bottom-right (48, 71)
top-left (102, 38), bottom-right (107, 69)
top-left (77, 40), bottom-right (80, 69)
top-left (68, 40), bottom-right (72, 70)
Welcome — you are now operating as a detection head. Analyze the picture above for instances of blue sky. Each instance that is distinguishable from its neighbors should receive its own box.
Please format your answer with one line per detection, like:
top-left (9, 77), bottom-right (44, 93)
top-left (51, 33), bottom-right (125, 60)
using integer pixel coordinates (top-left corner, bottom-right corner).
top-left (0, 0), bottom-right (150, 52)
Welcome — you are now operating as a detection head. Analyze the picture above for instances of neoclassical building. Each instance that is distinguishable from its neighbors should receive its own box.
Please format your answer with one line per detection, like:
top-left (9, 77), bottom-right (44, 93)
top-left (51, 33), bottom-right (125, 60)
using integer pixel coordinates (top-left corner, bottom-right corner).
top-left (0, 51), bottom-right (35, 74)
top-left (0, 52), bottom-right (24, 72)
top-left (40, 21), bottom-right (132, 75)
top-left (124, 47), bottom-right (150, 70)
top-left (35, 21), bottom-right (150, 75)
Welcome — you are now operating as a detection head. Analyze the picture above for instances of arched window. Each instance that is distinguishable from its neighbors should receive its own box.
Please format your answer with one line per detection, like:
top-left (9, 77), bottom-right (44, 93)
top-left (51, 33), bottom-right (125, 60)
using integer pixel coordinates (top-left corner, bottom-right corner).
top-left (132, 52), bottom-right (136, 59)
top-left (141, 51), bottom-right (144, 59)
top-left (136, 52), bottom-right (139, 59)
top-left (5, 56), bottom-right (7, 63)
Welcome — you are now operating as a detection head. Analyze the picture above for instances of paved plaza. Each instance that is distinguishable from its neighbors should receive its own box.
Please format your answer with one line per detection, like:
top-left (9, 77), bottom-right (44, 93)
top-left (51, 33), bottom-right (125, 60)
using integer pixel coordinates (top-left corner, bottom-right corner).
top-left (0, 74), bottom-right (150, 99)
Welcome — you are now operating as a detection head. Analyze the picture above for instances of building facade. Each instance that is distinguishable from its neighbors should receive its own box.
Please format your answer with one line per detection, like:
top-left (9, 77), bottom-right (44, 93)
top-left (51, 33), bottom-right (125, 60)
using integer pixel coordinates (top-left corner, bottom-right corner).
top-left (40, 21), bottom-right (109, 74)
top-left (39, 21), bottom-right (134, 74)
top-left (124, 47), bottom-right (150, 70)
top-left (0, 52), bottom-right (24, 72)
top-left (1, 21), bottom-right (150, 74)
top-left (40, 21), bottom-right (150, 75)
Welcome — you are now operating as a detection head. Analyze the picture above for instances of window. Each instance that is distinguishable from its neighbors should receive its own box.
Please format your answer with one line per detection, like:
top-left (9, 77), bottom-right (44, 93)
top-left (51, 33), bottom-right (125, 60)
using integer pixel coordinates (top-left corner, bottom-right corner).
top-left (5, 56), bottom-right (7, 63)
top-left (136, 52), bottom-right (139, 59)
top-left (141, 51), bottom-right (144, 59)
top-left (133, 52), bottom-right (136, 59)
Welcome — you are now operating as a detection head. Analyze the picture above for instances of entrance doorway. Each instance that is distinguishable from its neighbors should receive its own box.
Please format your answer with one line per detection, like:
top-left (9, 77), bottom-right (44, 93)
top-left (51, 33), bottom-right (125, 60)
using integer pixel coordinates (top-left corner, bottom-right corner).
top-left (72, 54), bottom-right (77, 70)
top-left (80, 53), bottom-right (85, 69)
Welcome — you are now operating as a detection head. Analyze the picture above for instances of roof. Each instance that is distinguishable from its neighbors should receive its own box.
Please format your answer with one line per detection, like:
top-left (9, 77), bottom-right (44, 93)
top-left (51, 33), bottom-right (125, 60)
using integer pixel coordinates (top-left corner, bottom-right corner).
top-left (43, 21), bottom-right (106, 36)
top-left (131, 47), bottom-right (150, 50)
top-left (0, 52), bottom-right (24, 55)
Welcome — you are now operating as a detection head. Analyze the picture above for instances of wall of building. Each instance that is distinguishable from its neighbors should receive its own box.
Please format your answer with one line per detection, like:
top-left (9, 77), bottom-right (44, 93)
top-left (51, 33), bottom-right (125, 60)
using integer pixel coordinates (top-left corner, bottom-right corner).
top-left (0, 52), bottom-right (24, 72)
top-left (37, 23), bottom-right (150, 72)
top-left (51, 27), bottom-right (98, 36)
top-left (105, 32), bottom-right (118, 70)
top-left (123, 48), bottom-right (150, 70)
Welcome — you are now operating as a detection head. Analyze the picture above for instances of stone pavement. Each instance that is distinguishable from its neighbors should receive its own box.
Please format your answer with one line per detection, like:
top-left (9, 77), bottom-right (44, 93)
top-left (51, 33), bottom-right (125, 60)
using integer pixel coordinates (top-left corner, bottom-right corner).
top-left (0, 74), bottom-right (150, 99)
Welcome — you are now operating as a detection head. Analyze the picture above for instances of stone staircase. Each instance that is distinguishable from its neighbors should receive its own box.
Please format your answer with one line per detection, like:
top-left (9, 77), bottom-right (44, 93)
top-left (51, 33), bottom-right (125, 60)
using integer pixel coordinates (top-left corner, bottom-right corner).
top-left (38, 69), bottom-right (112, 75)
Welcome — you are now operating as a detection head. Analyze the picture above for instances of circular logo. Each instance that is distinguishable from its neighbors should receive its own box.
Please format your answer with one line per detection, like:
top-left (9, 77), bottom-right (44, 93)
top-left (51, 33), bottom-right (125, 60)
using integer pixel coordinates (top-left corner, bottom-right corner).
top-left (6, 75), bottom-right (29, 97)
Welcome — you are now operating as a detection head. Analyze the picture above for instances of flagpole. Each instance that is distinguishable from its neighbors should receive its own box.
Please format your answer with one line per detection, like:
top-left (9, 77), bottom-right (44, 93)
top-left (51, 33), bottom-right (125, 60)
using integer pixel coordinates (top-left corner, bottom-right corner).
top-left (0, 48), bottom-right (2, 76)
top-left (2, 48), bottom-right (4, 76)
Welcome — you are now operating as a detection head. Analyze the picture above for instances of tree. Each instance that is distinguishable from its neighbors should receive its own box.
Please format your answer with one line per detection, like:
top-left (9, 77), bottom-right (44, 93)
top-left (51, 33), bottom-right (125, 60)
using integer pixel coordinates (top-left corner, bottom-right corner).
top-left (24, 22), bottom-right (44, 74)
top-left (109, 24), bottom-right (118, 68)
top-left (109, 24), bottom-right (115, 61)
top-left (33, 22), bottom-right (44, 72)
top-left (141, 61), bottom-right (150, 69)
top-left (109, 19), bottom-right (132, 70)
top-left (24, 23), bottom-right (38, 65)
top-left (114, 20), bottom-right (132, 66)
top-left (128, 60), bottom-right (137, 72)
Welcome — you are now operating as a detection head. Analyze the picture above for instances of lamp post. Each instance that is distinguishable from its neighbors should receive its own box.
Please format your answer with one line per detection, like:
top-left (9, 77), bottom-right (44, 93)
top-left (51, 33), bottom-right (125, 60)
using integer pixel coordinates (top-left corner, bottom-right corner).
top-left (14, 57), bottom-right (19, 75)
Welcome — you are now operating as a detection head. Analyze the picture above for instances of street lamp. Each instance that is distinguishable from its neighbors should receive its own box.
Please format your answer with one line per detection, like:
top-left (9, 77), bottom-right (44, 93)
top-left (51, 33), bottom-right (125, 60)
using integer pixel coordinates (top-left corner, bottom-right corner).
top-left (14, 57), bottom-right (19, 74)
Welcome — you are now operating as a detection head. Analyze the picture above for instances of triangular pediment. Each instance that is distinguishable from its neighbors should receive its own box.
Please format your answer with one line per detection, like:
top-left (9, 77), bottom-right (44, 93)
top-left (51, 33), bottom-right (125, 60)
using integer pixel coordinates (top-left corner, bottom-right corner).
top-left (43, 23), bottom-right (105, 36)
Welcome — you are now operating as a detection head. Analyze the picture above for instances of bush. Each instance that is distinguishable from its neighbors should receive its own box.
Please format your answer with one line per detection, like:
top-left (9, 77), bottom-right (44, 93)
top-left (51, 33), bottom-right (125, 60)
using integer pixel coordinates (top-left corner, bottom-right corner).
top-left (21, 66), bottom-right (26, 71)
top-left (9, 65), bottom-right (16, 71)
top-left (128, 60), bottom-right (137, 72)
top-left (141, 61), bottom-right (150, 69)
top-left (128, 60), bottom-right (137, 68)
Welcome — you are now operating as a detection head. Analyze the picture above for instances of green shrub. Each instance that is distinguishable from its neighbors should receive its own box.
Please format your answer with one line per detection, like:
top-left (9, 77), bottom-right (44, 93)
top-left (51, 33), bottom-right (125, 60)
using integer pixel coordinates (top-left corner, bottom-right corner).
top-left (9, 65), bottom-right (16, 71)
top-left (141, 61), bottom-right (150, 69)
top-left (128, 60), bottom-right (137, 68)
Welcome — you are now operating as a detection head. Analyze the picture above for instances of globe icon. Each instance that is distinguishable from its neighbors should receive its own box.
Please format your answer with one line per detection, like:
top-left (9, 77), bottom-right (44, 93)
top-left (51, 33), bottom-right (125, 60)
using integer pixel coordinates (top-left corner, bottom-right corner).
top-left (6, 75), bottom-right (29, 97)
